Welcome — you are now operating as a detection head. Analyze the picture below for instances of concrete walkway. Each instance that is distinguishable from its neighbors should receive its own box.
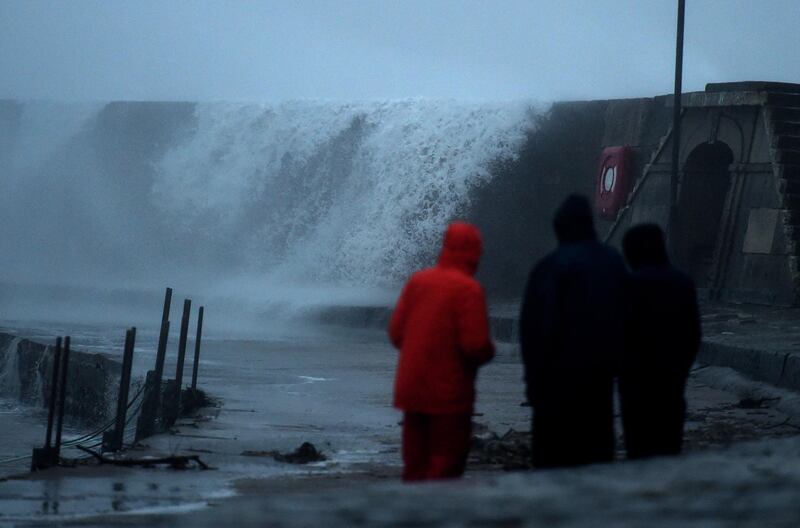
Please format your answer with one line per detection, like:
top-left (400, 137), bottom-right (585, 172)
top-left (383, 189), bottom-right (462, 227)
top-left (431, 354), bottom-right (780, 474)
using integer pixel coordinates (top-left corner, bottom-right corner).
top-left (114, 435), bottom-right (800, 527)
top-left (3, 330), bottom-right (800, 525)
top-left (2, 364), bottom-right (797, 526)
top-left (5, 301), bottom-right (800, 526)
top-left (698, 303), bottom-right (800, 391)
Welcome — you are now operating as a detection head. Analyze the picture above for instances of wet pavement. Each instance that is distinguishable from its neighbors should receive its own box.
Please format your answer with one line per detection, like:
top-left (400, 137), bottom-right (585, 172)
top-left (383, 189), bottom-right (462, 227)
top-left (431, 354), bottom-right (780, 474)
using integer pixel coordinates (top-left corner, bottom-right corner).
top-left (699, 303), bottom-right (800, 351)
top-left (2, 322), bottom-right (800, 526)
top-left (0, 401), bottom-right (89, 479)
top-left (130, 435), bottom-right (800, 528)
top-left (0, 330), bottom-right (526, 525)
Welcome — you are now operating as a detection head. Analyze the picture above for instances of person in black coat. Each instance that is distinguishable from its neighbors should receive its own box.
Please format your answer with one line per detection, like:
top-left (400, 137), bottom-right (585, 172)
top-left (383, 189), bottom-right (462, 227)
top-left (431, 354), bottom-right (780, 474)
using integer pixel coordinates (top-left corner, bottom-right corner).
top-left (520, 194), bottom-right (628, 468)
top-left (620, 223), bottom-right (701, 459)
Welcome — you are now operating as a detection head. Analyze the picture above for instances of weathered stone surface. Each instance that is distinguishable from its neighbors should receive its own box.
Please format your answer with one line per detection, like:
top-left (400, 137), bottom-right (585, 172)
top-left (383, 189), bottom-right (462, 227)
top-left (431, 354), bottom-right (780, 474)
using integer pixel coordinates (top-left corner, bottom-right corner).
top-left (743, 208), bottom-right (780, 254)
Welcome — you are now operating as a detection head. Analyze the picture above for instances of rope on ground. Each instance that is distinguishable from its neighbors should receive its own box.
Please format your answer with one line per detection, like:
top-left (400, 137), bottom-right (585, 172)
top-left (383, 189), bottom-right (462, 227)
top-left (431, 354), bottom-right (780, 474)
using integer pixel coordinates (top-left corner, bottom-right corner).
top-left (0, 383), bottom-right (148, 465)
top-left (62, 382), bottom-right (146, 447)
top-left (75, 445), bottom-right (211, 470)
top-left (0, 453), bottom-right (32, 465)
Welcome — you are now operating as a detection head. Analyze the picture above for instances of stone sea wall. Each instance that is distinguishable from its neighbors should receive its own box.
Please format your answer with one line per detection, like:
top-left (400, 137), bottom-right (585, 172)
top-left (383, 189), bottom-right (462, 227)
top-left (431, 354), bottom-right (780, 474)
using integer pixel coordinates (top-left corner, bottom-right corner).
top-left (0, 331), bottom-right (120, 426)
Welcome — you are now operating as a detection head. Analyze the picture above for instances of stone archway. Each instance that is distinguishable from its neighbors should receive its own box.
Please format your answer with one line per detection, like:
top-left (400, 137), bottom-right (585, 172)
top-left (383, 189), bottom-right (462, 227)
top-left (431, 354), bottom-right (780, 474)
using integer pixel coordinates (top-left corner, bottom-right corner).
top-left (675, 141), bottom-right (735, 287)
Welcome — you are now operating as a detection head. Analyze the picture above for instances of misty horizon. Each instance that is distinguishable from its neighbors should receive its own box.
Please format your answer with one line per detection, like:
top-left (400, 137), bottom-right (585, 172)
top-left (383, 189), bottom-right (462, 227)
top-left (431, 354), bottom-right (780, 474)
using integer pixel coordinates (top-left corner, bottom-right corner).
top-left (1, 1), bottom-right (798, 103)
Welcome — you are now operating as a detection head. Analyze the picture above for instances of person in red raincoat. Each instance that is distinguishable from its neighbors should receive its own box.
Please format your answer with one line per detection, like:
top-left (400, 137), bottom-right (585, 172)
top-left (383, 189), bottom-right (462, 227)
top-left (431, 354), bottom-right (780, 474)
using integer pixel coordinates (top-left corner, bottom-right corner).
top-left (389, 222), bottom-right (495, 481)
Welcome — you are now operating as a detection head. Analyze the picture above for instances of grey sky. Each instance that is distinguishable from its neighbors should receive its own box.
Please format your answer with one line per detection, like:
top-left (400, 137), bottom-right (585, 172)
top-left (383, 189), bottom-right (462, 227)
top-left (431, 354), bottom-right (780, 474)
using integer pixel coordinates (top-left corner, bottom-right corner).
top-left (1, 0), bottom-right (798, 102)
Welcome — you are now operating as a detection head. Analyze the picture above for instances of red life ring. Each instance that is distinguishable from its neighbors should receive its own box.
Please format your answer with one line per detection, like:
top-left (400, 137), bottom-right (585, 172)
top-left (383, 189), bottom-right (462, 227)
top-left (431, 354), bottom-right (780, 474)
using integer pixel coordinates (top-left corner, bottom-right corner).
top-left (595, 146), bottom-right (633, 219)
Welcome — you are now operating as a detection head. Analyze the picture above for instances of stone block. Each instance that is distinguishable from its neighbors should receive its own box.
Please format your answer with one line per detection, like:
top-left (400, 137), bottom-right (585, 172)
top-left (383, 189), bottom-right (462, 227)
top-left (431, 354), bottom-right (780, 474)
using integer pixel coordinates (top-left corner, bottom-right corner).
top-left (743, 208), bottom-right (779, 254)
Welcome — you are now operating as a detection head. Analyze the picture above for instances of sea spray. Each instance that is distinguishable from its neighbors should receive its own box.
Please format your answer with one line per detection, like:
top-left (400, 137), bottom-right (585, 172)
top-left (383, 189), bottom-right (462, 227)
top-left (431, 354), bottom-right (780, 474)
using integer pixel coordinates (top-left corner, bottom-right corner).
top-left (10, 102), bottom-right (102, 173)
top-left (0, 338), bottom-right (22, 400)
top-left (153, 100), bottom-right (534, 288)
top-left (1, 99), bottom-right (539, 324)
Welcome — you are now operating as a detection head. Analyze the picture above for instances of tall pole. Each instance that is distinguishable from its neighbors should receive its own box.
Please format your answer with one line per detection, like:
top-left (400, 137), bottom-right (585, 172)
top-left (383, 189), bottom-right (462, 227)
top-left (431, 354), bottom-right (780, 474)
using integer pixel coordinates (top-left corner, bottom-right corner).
top-left (53, 336), bottom-right (71, 460)
top-left (669, 0), bottom-right (686, 249)
top-left (191, 306), bottom-right (204, 391)
top-left (175, 298), bottom-right (192, 391)
top-left (136, 287), bottom-right (172, 440)
top-left (104, 328), bottom-right (136, 452)
top-left (153, 287), bottom-right (173, 398)
top-left (44, 337), bottom-right (62, 449)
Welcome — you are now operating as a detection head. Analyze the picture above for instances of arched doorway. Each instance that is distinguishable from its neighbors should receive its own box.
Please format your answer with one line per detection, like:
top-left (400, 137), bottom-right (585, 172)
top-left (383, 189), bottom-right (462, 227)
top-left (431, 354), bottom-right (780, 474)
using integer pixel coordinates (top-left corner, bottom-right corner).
top-left (675, 141), bottom-right (735, 287)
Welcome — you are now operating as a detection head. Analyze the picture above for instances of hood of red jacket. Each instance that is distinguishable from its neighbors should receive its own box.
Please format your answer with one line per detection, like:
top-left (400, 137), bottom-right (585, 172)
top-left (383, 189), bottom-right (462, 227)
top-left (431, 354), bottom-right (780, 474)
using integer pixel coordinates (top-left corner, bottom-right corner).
top-left (437, 222), bottom-right (482, 276)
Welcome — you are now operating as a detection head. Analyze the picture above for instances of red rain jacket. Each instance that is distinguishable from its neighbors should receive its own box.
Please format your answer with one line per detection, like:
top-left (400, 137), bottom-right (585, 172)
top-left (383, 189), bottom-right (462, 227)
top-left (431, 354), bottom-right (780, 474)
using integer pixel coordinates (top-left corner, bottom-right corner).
top-left (389, 222), bottom-right (495, 415)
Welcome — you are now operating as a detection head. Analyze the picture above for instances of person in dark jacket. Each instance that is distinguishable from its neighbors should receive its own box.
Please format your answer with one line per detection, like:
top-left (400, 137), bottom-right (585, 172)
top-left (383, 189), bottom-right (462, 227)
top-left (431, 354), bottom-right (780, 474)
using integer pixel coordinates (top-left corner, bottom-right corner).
top-left (389, 222), bottom-right (495, 481)
top-left (620, 223), bottom-right (701, 459)
top-left (519, 194), bottom-right (628, 468)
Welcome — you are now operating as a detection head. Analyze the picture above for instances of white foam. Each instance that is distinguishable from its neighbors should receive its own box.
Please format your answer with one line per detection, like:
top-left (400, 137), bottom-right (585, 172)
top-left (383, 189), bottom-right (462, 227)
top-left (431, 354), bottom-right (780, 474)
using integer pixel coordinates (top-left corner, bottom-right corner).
top-left (0, 338), bottom-right (22, 399)
top-left (2, 99), bottom-right (540, 327)
top-left (153, 100), bottom-right (535, 294)
top-left (298, 376), bottom-right (331, 383)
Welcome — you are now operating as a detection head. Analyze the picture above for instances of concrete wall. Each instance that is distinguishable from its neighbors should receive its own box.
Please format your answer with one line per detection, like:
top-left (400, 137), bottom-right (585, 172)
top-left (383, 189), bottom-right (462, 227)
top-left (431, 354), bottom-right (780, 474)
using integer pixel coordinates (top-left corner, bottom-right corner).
top-left (611, 93), bottom-right (798, 306)
top-left (0, 332), bottom-right (121, 426)
top-left (3, 90), bottom-right (794, 308)
top-left (470, 97), bottom-right (671, 300)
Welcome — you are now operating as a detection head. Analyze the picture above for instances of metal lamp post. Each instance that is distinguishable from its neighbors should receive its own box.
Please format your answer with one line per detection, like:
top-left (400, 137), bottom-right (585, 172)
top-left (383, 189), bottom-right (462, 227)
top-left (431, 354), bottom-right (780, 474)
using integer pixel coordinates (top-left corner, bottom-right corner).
top-left (669, 0), bottom-right (686, 251)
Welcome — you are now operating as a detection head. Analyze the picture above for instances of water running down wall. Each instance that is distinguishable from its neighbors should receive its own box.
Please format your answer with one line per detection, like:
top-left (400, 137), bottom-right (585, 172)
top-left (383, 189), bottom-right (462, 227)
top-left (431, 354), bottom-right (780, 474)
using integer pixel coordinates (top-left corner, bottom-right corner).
top-left (0, 331), bottom-right (120, 425)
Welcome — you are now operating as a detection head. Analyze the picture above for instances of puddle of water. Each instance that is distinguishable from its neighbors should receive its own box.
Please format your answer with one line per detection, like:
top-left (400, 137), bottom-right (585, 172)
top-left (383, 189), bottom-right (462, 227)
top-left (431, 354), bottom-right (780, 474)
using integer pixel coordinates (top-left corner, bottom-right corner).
top-left (0, 474), bottom-right (236, 522)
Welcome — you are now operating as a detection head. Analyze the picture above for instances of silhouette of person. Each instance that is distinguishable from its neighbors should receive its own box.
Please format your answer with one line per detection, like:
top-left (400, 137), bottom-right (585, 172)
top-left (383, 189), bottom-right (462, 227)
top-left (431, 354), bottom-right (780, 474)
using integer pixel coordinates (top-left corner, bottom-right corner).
top-left (519, 194), bottom-right (628, 468)
top-left (389, 222), bottom-right (495, 481)
top-left (620, 223), bottom-right (701, 458)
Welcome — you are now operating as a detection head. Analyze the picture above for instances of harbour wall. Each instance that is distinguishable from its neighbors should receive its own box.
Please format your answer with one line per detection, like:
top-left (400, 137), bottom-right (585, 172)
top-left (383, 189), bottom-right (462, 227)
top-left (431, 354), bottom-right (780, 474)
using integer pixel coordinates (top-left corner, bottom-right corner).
top-left (0, 331), bottom-right (120, 426)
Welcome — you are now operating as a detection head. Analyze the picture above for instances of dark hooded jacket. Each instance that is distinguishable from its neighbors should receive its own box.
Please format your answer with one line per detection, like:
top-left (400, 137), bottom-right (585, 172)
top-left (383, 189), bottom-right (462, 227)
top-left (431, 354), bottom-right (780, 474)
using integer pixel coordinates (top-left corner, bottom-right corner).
top-left (390, 222), bottom-right (495, 415)
top-left (620, 223), bottom-right (701, 458)
top-left (519, 195), bottom-right (628, 468)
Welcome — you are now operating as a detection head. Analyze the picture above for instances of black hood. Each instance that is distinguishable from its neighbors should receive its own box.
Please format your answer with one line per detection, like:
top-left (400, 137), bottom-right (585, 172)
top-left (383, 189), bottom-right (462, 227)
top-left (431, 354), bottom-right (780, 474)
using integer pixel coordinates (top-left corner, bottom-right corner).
top-left (623, 223), bottom-right (670, 270)
top-left (553, 194), bottom-right (597, 244)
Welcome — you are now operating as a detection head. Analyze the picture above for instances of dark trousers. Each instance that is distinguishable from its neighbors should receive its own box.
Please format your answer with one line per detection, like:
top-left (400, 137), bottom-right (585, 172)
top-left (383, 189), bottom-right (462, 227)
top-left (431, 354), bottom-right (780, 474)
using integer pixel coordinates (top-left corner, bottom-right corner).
top-left (621, 379), bottom-right (687, 459)
top-left (531, 374), bottom-right (615, 469)
top-left (402, 412), bottom-right (472, 482)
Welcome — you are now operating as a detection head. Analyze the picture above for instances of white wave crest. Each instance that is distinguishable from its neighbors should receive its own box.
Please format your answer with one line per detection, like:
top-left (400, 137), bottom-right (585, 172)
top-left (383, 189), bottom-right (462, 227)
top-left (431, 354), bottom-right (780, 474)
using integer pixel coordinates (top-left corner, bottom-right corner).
top-left (153, 100), bottom-right (534, 286)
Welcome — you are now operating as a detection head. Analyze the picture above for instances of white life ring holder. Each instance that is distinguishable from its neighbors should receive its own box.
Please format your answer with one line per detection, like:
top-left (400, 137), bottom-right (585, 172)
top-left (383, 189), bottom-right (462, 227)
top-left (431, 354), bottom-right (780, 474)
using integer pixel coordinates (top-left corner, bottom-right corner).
top-left (601, 163), bottom-right (617, 194)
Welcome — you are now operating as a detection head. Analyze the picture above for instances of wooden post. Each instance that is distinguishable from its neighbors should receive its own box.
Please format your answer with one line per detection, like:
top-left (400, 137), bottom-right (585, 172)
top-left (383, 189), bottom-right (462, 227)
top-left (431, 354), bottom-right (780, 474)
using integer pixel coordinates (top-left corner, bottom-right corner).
top-left (53, 336), bottom-right (71, 460)
top-left (171, 299), bottom-right (192, 416)
top-left (32, 337), bottom-right (62, 470)
top-left (44, 337), bottom-right (62, 448)
top-left (103, 328), bottom-right (136, 452)
top-left (174, 299), bottom-right (192, 395)
top-left (191, 306), bottom-right (204, 391)
top-left (162, 298), bottom-right (191, 427)
top-left (154, 287), bottom-right (173, 390)
top-left (136, 287), bottom-right (172, 440)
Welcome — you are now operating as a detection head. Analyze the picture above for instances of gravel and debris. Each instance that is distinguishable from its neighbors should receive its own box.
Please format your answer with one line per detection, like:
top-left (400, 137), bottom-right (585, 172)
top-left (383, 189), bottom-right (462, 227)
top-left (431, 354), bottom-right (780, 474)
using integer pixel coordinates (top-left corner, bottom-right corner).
top-left (241, 442), bottom-right (327, 464)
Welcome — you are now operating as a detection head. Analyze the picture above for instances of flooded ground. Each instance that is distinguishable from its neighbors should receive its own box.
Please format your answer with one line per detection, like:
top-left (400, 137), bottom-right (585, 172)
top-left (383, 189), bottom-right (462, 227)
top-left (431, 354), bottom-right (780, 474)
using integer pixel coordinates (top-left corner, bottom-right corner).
top-left (0, 399), bottom-right (49, 476)
top-left (0, 325), bottom-right (527, 524)
top-left (1, 320), bottom-right (799, 525)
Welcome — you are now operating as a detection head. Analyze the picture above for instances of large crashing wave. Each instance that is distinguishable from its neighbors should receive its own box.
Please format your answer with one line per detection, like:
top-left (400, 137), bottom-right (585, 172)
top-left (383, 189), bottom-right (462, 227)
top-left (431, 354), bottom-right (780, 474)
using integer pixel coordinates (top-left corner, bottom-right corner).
top-left (2, 99), bottom-right (535, 320)
top-left (153, 101), bottom-right (533, 287)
